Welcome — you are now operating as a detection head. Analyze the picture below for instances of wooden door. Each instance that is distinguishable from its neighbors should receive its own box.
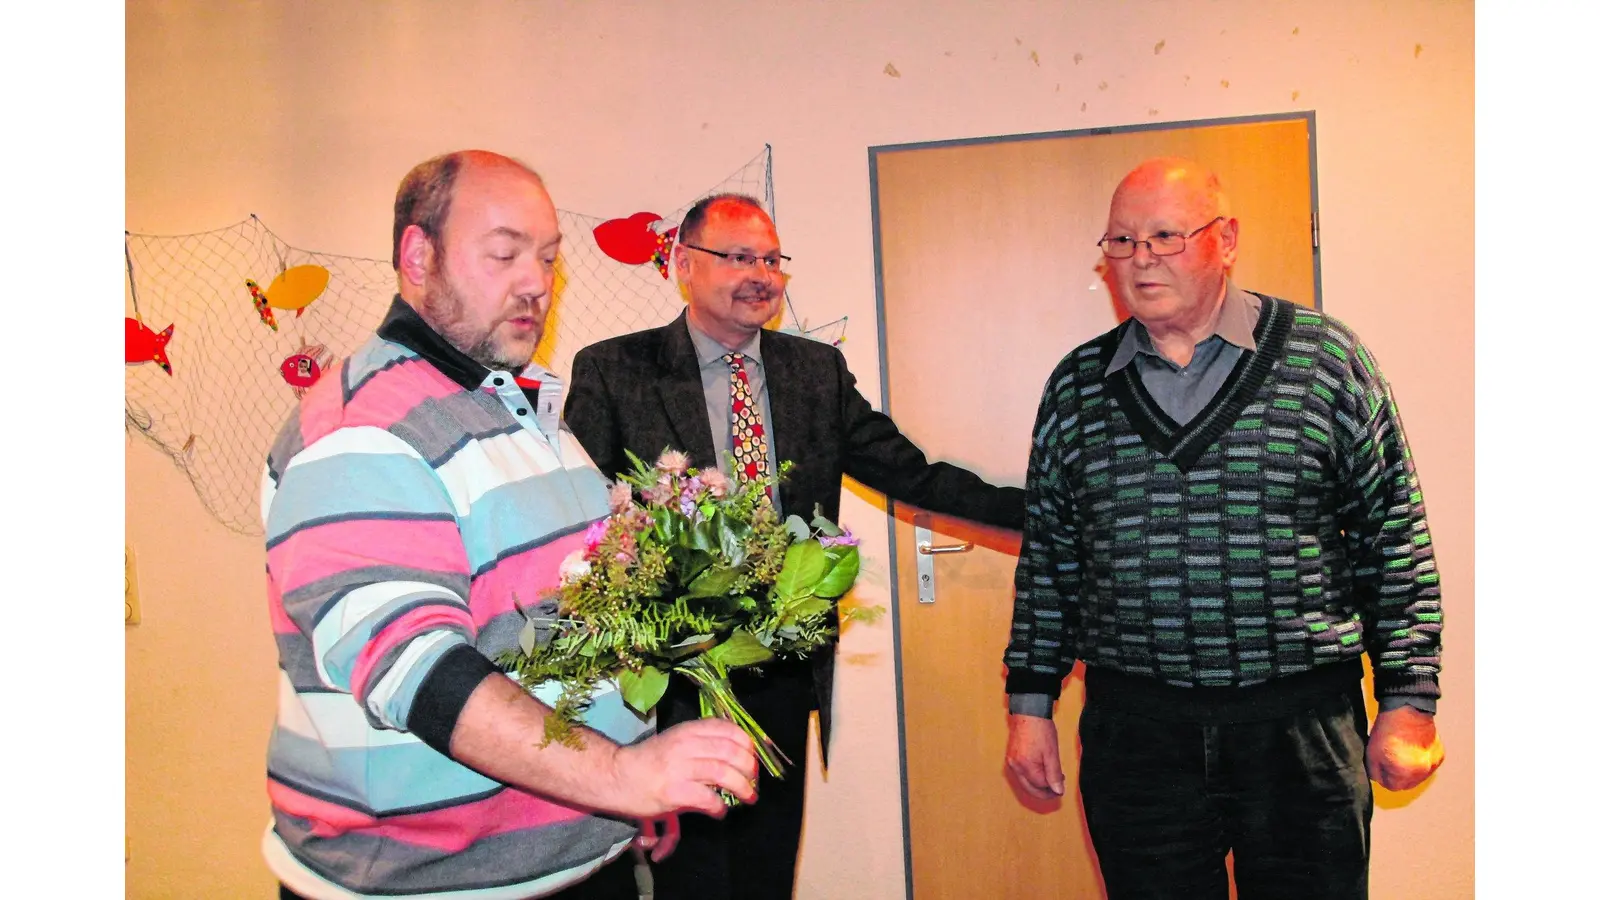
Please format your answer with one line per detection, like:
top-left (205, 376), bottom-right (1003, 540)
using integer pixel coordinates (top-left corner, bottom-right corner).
top-left (873, 115), bottom-right (1316, 899)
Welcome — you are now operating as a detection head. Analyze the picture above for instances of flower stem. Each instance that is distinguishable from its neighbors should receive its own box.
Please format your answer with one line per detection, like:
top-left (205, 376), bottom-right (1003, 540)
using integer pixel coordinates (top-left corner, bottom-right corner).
top-left (675, 658), bottom-right (792, 806)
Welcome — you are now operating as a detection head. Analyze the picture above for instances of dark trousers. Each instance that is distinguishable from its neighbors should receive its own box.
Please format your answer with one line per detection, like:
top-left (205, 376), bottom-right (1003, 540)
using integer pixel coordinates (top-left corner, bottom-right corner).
top-left (279, 852), bottom-right (639, 900)
top-left (649, 661), bottom-right (814, 900)
top-left (1078, 685), bottom-right (1373, 900)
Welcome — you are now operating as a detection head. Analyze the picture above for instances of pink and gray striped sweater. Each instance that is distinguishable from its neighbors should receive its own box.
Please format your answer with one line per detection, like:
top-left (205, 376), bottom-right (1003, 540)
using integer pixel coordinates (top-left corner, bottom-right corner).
top-left (259, 299), bottom-right (648, 899)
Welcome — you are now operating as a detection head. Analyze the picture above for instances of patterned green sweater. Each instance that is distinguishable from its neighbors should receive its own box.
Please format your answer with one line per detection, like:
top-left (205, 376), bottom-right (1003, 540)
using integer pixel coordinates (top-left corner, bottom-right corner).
top-left (1004, 295), bottom-right (1442, 709)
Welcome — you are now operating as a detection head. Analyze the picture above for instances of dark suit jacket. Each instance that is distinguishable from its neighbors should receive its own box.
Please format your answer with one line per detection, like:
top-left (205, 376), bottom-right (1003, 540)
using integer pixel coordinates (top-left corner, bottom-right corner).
top-left (564, 311), bottom-right (1023, 761)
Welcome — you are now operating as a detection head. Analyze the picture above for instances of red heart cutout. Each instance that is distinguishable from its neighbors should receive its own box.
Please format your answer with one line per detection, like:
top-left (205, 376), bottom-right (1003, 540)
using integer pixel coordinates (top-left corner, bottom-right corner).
top-left (593, 211), bottom-right (665, 265)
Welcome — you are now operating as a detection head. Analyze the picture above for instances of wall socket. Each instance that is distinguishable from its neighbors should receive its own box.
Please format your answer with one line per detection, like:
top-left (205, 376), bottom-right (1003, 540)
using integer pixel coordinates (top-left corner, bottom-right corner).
top-left (125, 546), bottom-right (141, 626)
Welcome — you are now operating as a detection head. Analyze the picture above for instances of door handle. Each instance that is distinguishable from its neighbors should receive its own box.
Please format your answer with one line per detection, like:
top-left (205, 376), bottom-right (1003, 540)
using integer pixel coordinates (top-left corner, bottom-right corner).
top-left (918, 540), bottom-right (974, 555)
top-left (912, 513), bottom-right (971, 604)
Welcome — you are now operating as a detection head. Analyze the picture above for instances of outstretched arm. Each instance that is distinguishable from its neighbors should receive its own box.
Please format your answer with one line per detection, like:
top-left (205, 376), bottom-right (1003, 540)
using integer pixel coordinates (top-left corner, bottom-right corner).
top-left (834, 352), bottom-right (1024, 530)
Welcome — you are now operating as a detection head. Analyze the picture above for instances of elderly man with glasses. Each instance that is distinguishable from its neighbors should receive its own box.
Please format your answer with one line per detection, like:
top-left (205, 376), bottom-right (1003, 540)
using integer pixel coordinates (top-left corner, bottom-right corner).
top-left (563, 192), bottom-right (1024, 899)
top-left (1003, 157), bottom-right (1447, 899)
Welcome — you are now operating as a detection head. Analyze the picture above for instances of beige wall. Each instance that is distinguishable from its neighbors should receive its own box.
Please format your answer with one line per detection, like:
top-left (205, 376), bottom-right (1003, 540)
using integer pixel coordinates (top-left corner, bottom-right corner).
top-left (125, 2), bottom-right (1473, 897)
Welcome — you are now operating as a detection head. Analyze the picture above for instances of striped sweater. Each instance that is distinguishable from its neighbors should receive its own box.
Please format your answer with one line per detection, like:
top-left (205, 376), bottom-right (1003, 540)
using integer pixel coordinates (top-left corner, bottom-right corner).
top-left (1004, 295), bottom-right (1442, 715)
top-left (259, 299), bottom-right (644, 899)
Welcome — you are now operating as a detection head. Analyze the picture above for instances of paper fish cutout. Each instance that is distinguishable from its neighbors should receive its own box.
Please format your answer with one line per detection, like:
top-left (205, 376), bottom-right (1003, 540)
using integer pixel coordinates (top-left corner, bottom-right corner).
top-left (279, 344), bottom-right (332, 398)
top-left (650, 227), bottom-right (678, 279)
top-left (125, 317), bottom-right (175, 375)
top-left (262, 264), bottom-right (330, 317)
top-left (245, 280), bottom-right (279, 331)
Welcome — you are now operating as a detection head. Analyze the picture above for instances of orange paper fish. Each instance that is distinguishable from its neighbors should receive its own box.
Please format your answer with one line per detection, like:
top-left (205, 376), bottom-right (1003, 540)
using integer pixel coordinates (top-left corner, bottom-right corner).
top-left (261, 265), bottom-right (330, 318)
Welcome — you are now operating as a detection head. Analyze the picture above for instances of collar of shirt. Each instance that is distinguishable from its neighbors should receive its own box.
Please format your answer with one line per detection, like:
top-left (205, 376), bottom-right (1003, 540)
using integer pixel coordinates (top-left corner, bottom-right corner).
top-left (374, 295), bottom-right (566, 435)
top-left (1107, 281), bottom-right (1262, 373)
top-left (376, 295), bottom-right (496, 390)
top-left (686, 316), bottom-right (764, 373)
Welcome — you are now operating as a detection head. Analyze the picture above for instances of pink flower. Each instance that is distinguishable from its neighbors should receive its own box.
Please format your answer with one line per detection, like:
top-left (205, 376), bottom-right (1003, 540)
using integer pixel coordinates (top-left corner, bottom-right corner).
top-left (820, 528), bottom-right (859, 548)
top-left (622, 506), bottom-right (653, 533)
top-left (699, 468), bottom-right (731, 499)
top-left (581, 519), bottom-right (610, 555)
top-left (643, 475), bottom-right (678, 507)
top-left (608, 482), bottom-right (634, 514)
top-left (657, 450), bottom-right (690, 476)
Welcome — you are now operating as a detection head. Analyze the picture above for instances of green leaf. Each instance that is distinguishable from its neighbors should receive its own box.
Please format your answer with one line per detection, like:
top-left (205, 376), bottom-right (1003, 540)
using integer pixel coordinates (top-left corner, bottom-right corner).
top-left (784, 515), bottom-right (811, 542)
top-left (813, 546), bottom-right (861, 599)
top-left (786, 595), bottom-right (832, 620)
top-left (618, 666), bottom-right (670, 715)
top-left (674, 547), bottom-right (714, 584)
top-left (624, 447), bottom-right (651, 476)
top-left (704, 629), bottom-right (776, 668)
top-left (810, 507), bottom-right (843, 537)
top-left (686, 518), bottom-right (720, 553)
top-left (716, 511), bottom-right (751, 568)
top-left (775, 540), bottom-right (827, 599)
top-left (517, 617), bottom-right (545, 656)
top-left (616, 448), bottom-right (657, 491)
top-left (654, 507), bottom-right (682, 542)
top-left (684, 565), bottom-right (741, 599)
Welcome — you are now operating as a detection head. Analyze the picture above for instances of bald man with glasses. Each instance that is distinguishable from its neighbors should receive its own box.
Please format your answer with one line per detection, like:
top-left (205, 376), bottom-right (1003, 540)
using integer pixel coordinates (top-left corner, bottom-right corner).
top-left (1004, 157), bottom-right (1446, 899)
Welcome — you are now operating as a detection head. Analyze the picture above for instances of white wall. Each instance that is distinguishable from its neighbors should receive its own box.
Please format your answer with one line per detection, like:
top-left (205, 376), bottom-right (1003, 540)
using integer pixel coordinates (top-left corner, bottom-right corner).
top-left (126, 2), bottom-right (1474, 897)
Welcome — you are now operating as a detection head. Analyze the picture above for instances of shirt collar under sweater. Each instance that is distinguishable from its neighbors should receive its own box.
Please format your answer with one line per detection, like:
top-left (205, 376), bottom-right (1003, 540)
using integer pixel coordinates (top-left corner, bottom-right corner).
top-left (1108, 280), bottom-right (1261, 373)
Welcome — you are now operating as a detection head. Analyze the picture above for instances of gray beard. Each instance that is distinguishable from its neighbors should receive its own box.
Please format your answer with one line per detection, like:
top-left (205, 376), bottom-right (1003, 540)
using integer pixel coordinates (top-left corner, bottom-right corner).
top-left (422, 265), bottom-right (532, 372)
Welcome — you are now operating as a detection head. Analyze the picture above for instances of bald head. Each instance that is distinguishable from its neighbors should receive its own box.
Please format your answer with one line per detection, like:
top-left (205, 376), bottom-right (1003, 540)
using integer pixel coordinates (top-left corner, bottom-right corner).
top-left (1109, 157), bottom-right (1230, 228)
top-left (392, 150), bottom-right (545, 269)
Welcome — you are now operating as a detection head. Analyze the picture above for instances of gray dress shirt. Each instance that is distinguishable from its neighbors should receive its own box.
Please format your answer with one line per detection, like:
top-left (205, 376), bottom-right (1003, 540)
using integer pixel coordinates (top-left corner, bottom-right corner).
top-left (685, 319), bottom-right (783, 515)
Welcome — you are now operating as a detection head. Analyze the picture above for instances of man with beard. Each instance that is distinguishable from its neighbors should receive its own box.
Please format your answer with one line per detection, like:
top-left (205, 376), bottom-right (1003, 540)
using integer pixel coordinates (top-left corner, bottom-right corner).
top-left (563, 193), bottom-right (1024, 899)
top-left (259, 151), bottom-right (759, 900)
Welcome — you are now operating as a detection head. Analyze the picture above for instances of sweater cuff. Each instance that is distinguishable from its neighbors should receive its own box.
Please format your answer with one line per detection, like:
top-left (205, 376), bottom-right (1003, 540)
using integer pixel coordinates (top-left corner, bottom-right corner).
top-left (407, 644), bottom-right (502, 756)
top-left (1005, 669), bottom-right (1064, 699)
top-left (1373, 671), bottom-right (1441, 706)
top-left (1378, 695), bottom-right (1437, 716)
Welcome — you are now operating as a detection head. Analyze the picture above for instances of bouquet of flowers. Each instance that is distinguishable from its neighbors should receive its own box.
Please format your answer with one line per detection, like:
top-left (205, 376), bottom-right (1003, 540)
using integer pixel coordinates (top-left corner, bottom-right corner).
top-left (499, 448), bottom-right (879, 783)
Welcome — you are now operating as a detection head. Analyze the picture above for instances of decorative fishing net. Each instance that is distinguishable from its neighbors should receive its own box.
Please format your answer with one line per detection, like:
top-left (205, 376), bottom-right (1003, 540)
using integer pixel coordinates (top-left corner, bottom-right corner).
top-left (125, 145), bottom-right (846, 535)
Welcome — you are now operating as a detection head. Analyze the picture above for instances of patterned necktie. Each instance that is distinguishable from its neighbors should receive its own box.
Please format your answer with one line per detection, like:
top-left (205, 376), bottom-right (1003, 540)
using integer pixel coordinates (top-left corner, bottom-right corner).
top-left (723, 352), bottom-right (771, 489)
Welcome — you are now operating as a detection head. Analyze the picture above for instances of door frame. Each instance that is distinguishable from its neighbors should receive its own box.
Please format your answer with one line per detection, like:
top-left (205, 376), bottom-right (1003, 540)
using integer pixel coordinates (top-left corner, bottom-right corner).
top-left (866, 110), bottom-right (1323, 897)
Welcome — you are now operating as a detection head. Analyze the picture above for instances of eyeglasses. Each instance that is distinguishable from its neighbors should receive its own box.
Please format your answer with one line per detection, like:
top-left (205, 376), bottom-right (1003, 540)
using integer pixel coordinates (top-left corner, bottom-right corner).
top-left (1098, 217), bottom-right (1225, 259)
top-left (681, 242), bottom-right (791, 274)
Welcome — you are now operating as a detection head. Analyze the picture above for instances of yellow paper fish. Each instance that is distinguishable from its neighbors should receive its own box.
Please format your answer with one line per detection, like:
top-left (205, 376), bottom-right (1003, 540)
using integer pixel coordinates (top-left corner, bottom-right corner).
top-left (253, 264), bottom-right (331, 319)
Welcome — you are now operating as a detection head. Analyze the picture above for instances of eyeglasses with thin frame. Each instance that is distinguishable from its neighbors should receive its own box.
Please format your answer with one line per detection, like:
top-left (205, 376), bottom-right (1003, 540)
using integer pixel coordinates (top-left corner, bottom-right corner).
top-left (1098, 216), bottom-right (1226, 259)
top-left (680, 242), bottom-right (791, 274)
